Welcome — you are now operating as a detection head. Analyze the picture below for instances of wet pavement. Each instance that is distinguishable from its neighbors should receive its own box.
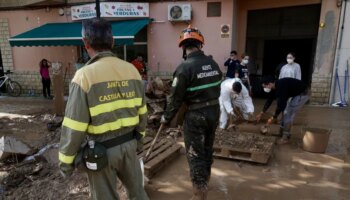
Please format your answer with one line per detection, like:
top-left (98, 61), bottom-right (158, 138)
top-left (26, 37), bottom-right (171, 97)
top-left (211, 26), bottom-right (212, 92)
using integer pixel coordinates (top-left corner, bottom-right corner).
top-left (147, 99), bottom-right (350, 200)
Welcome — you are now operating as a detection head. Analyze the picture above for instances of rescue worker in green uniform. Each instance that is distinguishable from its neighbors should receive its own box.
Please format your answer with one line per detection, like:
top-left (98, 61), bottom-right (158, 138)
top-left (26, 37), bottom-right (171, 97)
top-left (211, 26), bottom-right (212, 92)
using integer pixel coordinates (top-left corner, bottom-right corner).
top-left (58, 18), bottom-right (149, 200)
top-left (161, 25), bottom-right (223, 200)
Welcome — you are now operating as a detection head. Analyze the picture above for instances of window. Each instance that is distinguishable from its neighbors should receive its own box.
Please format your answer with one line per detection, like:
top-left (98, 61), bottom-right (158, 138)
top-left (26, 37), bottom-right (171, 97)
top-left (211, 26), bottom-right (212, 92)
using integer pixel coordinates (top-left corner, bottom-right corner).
top-left (207, 2), bottom-right (221, 17)
top-left (112, 26), bottom-right (148, 63)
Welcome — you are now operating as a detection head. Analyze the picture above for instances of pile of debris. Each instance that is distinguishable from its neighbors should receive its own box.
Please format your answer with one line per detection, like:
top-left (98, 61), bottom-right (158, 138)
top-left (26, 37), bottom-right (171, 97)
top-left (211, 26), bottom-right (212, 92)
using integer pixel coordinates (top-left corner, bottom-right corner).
top-left (146, 77), bottom-right (171, 99)
top-left (145, 77), bottom-right (170, 129)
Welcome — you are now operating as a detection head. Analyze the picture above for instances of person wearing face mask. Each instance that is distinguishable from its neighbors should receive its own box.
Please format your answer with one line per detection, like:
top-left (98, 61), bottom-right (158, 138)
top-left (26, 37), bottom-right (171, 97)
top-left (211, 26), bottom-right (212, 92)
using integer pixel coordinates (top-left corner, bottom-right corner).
top-left (279, 52), bottom-right (301, 80)
top-left (236, 54), bottom-right (252, 94)
top-left (256, 76), bottom-right (309, 144)
top-left (219, 78), bottom-right (254, 130)
top-left (224, 50), bottom-right (240, 79)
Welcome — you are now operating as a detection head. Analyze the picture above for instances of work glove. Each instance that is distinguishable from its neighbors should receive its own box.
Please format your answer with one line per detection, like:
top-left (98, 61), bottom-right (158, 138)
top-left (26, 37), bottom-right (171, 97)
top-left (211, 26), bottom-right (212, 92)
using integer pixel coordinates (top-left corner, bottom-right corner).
top-left (137, 137), bottom-right (144, 152)
top-left (267, 117), bottom-right (277, 125)
top-left (59, 162), bottom-right (74, 178)
top-left (160, 115), bottom-right (169, 125)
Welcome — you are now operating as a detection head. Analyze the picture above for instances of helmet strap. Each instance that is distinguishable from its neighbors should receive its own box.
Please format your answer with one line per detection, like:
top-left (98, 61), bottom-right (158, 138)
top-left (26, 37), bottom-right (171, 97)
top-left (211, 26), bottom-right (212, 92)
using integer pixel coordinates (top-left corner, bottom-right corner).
top-left (182, 48), bottom-right (187, 60)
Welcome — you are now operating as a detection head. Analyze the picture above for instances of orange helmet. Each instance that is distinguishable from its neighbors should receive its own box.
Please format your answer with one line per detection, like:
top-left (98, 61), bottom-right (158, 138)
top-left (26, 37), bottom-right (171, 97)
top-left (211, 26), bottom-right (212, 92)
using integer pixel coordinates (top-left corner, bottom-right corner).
top-left (178, 25), bottom-right (204, 48)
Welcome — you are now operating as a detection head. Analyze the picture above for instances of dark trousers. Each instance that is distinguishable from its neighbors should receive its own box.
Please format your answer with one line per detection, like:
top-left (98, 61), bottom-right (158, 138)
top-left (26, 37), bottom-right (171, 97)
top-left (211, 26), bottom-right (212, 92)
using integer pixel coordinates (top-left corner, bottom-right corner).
top-left (183, 105), bottom-right (220, 189)
top-left (41, 78), bottom-right (51, 97)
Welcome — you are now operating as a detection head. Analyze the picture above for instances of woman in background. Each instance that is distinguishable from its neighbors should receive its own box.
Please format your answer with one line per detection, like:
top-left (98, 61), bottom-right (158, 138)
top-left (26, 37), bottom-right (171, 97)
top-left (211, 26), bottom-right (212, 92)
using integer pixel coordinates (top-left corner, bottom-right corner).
top-left (279, 52), bottom-right (301, 80)
top-left (39, 59), bottom-right (52, 99)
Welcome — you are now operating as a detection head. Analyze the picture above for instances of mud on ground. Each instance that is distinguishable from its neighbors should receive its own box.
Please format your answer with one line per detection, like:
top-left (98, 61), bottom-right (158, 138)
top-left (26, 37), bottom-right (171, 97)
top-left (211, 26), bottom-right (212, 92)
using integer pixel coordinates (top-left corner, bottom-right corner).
top-left (0, 97), bottom-right (91, 199)
top-left (0, 97), bottom-right (164, 200)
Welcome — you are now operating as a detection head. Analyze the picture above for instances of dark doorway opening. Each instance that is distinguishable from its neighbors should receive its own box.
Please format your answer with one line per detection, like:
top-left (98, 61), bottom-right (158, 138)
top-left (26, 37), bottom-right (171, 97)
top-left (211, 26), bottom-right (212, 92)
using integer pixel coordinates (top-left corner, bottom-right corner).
top-left (245, 4), bottom-right (321, 97)
top-left (263, 38), bottom-right (316, 84)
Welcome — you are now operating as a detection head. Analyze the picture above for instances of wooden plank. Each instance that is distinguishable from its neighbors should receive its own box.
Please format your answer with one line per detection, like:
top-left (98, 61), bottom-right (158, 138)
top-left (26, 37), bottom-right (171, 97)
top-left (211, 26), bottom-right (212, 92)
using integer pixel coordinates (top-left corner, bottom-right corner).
top-left (144, 144), bottom-right (181, 170)
top-left (144, 144), bottom-right (182, 178)
top-left (52, 73), bottom-right (64, 116)
top-left (213, 131), bottom-right (275, 164)
top-left (143, 142), bottom-right (173, 163)
top-left (136, 137), bottom-right (154, 154)
top-left (143, 137), bottom-right (153, 145)
top-left (213, 145), bottom-right (273, 164)
top-left (138, 139), bottom-right (168, 157)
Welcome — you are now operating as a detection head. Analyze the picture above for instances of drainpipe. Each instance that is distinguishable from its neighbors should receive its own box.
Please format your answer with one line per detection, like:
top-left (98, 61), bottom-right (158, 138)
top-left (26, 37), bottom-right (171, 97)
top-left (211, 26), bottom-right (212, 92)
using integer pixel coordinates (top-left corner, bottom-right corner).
top-left (330, 0), bottom-right (347, 104)
top-left (96, 0), bottom-right (101, 18)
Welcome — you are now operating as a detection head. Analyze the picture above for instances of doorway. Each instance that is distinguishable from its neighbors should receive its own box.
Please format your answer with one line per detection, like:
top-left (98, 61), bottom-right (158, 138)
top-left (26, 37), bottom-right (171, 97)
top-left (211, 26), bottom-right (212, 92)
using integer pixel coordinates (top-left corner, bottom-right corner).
top-left (263, 38), bottom-right (316, 84)
top-left (245, 4), bottom-right (321, 96)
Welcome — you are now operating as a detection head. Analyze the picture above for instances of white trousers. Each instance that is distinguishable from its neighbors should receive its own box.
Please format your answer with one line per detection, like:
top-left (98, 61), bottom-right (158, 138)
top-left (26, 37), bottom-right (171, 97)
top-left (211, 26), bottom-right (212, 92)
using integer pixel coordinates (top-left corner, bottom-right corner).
top-left (219, 95), bottom-right (254, 129)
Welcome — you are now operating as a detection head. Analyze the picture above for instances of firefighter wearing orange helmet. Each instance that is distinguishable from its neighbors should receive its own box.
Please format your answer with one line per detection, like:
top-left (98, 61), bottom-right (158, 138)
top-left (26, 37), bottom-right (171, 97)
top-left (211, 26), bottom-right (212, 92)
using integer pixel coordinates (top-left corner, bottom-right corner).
top-left (161, 25), bottom-right (223, 200)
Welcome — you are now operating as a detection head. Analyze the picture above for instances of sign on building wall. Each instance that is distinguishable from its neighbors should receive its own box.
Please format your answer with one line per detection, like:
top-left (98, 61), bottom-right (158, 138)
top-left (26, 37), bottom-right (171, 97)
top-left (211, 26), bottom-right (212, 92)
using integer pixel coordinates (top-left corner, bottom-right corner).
top-left (101, 2), bottom-right (149, 18)
top-left (71, 2), bottom-right (149, 21)
top-left (71, 4), bottom-right (96, 20)
top-left (221, 24), bottom-right (230, 38)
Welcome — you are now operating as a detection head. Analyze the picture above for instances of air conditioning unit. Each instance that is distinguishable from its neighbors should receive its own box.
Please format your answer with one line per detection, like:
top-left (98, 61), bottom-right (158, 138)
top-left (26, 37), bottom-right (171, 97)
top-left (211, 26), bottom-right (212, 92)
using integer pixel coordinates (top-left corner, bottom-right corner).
top-left (168, 4), bottom-right (192, 21)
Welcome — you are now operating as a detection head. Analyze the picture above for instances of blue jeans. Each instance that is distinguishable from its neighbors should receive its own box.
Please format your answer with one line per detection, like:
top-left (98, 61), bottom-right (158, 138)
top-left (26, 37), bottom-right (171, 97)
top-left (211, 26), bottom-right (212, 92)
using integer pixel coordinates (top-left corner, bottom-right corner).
top-left (281, 94), bottom-right (309, 137)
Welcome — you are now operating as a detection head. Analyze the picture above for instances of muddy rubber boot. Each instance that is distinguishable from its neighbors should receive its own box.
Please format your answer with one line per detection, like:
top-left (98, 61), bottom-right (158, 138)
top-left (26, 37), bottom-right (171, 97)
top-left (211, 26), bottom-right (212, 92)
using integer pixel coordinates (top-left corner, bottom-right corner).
top-left (191, 185), bottom-right (208, 200)
top-left (277, 124), bottom-right (292, 144)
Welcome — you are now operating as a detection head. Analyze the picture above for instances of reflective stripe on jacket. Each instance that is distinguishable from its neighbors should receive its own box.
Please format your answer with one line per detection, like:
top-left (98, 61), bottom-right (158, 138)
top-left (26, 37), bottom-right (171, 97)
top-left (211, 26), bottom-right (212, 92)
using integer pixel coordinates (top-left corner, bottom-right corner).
top-left (59, 52), bottom-right (147, 164)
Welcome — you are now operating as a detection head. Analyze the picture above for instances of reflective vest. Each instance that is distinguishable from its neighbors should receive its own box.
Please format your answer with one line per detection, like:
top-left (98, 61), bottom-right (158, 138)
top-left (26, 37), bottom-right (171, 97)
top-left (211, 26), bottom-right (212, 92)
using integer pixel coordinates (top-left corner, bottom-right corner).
top-left (59, 52), bottom-right (147, 165)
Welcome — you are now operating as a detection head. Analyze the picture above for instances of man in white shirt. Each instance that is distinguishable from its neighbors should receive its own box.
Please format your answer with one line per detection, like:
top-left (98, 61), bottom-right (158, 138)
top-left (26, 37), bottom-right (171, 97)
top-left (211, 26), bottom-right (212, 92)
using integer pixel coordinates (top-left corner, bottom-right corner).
top-left (219, 78), bottom-right (254, 129)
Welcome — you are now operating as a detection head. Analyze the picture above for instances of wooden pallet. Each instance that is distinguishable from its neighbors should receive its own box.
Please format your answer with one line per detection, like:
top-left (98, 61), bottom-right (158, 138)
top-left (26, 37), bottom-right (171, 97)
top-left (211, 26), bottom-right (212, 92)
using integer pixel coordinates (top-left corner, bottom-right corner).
top-left (138, 137), bottom-right (182, 178)
top-left (213, 132), bottom-right (276, 164)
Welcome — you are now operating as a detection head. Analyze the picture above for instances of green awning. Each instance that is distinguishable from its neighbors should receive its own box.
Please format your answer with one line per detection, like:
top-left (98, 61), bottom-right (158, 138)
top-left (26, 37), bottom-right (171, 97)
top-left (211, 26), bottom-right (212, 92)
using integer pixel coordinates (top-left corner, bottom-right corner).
top-left (9, 18), bottom-right (151, 47)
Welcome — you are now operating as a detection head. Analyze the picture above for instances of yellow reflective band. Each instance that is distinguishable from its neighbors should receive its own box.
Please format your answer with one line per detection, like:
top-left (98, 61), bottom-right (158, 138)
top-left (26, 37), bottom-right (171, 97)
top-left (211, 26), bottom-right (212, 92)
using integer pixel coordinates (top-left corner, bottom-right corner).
top-left (90, 98), bottom-right (143, 117)
top-left (59, 152), bottom-right (76, 164)
top-left (138, 104), bottom-right (147, 115)
top-left (88, 115), bottom-right (140, 134)
top-left (62, 117), bottom-right (89, 132)
top-left (139, 131), bottom-right (146, 136)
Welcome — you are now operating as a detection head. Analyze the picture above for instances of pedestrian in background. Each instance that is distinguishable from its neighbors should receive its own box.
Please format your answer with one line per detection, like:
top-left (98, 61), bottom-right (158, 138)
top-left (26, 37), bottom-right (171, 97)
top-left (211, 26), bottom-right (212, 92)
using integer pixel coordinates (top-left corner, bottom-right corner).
top-left (224, 50), bottom-right (240, 79)
top-left (39, 59), bottom-right (52, 99)
top-left (58, 18), bottom-right (149, 200)
top-left (279, 52), bottom-right (301, 80)
top-left (132, 54), bottom-right (148, 89)
top-left (236, 54), bottom-right (252, 94)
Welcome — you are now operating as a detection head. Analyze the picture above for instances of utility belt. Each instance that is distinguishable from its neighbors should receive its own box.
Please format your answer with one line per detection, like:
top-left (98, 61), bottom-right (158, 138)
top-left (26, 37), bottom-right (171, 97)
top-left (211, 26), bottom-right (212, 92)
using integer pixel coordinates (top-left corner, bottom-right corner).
top-left (187, 99), bottom-right (219, 111)
top-left (75, 131), bottom-right (142, 171)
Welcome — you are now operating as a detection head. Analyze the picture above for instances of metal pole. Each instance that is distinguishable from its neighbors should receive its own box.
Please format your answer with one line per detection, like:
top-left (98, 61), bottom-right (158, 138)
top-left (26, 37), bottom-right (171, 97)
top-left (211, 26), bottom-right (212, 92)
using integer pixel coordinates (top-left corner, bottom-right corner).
top-left (96, 0), bottom-right (100, 18)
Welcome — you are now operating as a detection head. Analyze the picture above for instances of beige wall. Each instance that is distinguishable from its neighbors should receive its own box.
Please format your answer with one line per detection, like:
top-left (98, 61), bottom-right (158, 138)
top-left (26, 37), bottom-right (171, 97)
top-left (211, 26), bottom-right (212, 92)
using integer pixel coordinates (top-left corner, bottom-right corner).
top-left (0, 8), bottom-right (77, 96)
top-left (0, 8), bottom-right (78, 72)
top-left (148, 0), bottom-right (233, 76)
top-left (311, 0), bottom-right (342, 104)
top-left (236, 0), bottom-right (321, 55)
top-left (331, 1), bottom-right (350, 103)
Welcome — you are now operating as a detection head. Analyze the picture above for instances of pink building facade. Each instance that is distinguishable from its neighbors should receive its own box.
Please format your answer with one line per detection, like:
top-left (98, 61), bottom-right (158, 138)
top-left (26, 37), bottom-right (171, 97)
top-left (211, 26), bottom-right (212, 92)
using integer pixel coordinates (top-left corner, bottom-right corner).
top-left (147, 1), bottom-right (233, 76)
top-left (0, 0), bottom-right (344, 104)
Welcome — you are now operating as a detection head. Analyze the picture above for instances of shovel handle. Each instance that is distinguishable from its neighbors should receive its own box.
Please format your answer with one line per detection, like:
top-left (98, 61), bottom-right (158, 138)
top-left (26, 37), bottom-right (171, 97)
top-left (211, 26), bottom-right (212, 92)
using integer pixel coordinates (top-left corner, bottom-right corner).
top-left (144, 123), bottom-right (165, 162)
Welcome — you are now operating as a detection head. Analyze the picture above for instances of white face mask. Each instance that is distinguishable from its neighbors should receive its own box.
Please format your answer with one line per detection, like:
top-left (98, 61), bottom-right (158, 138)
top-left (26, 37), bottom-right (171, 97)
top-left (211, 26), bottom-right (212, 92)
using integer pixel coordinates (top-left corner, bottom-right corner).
top-left (243, 59), bottom-right (249, 65)
top-left (263, 87), bottom-right (271, 93)
top-left (287, 58), bottom-right (294, 64)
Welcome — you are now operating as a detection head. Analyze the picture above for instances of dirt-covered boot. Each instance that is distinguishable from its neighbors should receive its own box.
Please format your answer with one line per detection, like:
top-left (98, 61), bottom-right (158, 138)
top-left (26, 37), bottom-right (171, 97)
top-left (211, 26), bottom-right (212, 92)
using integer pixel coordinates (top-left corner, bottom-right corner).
top-left (191, 184), bottom-right (208, 200)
